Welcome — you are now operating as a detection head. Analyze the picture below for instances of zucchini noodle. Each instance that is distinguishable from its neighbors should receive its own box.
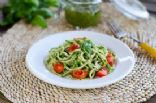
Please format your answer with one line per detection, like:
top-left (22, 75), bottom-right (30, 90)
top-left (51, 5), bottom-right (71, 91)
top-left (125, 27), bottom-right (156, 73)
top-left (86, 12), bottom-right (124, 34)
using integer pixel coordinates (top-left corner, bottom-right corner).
top-left (45, 37), bottom-right (115, 79)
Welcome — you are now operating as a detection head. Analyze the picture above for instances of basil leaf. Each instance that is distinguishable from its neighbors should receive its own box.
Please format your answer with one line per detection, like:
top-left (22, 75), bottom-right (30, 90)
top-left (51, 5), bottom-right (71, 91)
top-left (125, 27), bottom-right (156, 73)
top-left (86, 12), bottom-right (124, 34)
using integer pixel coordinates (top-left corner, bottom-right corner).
top-left (46, 0), bottom-right (59, 7)
top-left (25, 0), bottom-right (39, 6)
top-left (0, 0), bottom-right (58, 28)
top-left (36, 8), bottom-right (53, 18)
top-left (31, 15), bottom-right (47, 28)
top-left (81, 40), bottom-right (93, 54)
top-left (0, 21), bottom-right (7, 26)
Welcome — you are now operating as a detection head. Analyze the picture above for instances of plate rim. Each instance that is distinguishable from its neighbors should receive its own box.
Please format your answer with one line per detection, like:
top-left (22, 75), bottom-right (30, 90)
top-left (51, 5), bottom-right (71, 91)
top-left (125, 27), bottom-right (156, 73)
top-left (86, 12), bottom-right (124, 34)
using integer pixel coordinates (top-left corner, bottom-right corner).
top-left (26, 30), bottom-right (135, 89)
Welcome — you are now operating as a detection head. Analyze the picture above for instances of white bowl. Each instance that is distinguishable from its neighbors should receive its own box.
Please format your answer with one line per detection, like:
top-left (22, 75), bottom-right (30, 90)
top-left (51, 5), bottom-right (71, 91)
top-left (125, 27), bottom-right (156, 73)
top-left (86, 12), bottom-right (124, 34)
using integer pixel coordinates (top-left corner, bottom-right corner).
top-left (26, 31), bottom-right (135, 89)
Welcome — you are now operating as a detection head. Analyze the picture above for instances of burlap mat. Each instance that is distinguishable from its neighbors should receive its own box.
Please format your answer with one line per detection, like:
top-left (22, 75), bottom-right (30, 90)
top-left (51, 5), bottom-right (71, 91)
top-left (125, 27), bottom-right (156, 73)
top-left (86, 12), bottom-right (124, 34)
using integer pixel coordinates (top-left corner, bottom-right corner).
top-left (0, 3), bottom-right (156, 103)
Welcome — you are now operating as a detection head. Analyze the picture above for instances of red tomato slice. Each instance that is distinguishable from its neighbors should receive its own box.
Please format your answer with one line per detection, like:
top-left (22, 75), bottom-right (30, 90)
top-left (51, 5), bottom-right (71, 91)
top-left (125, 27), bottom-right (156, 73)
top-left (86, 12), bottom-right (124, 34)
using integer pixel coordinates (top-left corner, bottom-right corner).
top-left (72, 69), bottom-right (88, 79)
top-left (67, 43), bottom-right (80, 52)
top-left (106, 52), bottom-right (114, 66)
top-left (53, 63), bottom-right (64, 73)
top-left (96, 67), bottom-right (108, 77)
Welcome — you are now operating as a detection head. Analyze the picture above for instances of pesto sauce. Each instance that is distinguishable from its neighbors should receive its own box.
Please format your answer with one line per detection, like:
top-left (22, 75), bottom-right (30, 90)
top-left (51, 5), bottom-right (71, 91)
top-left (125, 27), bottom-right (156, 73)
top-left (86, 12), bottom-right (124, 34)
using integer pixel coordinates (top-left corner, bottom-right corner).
top-left (65, 8), bottom-right (101, 28)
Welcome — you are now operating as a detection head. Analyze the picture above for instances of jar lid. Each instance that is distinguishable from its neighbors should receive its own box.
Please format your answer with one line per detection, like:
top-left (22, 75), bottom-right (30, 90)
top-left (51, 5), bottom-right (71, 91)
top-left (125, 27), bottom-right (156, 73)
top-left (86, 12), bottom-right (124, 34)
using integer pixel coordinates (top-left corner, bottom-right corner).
top-left (110, 0), bottom-right (150, 20)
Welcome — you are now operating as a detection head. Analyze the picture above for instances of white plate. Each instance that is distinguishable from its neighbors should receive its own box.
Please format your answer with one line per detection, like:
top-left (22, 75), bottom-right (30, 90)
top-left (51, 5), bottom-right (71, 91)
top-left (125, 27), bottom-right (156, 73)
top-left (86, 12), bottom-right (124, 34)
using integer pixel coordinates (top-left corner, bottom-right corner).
top-left (26, 31), bottom-right (135, 89)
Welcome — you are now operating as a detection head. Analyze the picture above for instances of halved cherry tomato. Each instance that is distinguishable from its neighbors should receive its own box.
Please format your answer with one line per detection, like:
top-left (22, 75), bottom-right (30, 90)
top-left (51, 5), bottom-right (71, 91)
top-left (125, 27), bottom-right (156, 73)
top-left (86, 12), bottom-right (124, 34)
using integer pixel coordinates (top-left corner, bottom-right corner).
top-left (106, 52), bottom-right (114, 66)
top-left (96, 67), bottom-right (108, 77)
top-left (67, 43), bottom-right (80, 52)
top-left (72, 69), bottom-right (88, 79)
top-left (53, 63), bottom-right (64, 73)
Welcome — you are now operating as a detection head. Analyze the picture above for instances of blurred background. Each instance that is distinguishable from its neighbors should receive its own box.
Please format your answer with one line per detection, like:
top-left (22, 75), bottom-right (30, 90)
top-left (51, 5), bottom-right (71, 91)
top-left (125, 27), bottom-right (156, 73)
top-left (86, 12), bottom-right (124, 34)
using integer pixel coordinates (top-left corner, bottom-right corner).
top-left (1, 0), bottom-right (156, 12)
top-left (0, 0), bottom-right (156, 35)
top-left (141, 0), bottom-right (156, 13)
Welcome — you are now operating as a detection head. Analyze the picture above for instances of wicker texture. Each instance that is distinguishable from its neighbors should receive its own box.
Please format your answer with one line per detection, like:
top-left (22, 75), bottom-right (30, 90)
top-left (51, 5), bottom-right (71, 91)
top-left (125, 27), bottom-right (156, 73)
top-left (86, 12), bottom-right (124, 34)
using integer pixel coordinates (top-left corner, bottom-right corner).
top-left (0, 3), bottom-right (156, 103)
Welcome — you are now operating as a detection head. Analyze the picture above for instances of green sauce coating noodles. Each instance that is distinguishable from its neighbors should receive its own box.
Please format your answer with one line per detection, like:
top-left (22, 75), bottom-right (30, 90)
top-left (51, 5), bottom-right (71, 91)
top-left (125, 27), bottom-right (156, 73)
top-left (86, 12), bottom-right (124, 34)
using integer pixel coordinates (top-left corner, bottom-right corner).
top-left (45, 37), bottom-right (116, 79)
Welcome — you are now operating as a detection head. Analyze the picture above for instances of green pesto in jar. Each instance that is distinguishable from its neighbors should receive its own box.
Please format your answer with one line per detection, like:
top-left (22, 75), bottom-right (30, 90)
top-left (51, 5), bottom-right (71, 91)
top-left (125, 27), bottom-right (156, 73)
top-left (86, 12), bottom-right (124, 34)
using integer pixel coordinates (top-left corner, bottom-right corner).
top-left (65, 8), bottom-right (101, 28)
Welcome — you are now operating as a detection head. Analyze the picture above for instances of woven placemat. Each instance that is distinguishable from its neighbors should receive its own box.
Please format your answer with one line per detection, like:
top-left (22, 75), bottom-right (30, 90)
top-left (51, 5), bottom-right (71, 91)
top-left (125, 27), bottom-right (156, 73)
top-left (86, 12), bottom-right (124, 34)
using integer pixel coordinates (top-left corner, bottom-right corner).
top-left (0, 3), bottom-right (156, 103)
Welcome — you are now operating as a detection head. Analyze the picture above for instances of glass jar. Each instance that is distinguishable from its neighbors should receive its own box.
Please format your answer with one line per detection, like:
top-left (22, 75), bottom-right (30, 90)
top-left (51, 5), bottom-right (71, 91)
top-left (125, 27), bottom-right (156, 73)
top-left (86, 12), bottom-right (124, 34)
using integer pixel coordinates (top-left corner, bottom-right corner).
top-left (62, 0), bottom-right (102, 28)
top-left (110, 0), bottom-right (149, 20)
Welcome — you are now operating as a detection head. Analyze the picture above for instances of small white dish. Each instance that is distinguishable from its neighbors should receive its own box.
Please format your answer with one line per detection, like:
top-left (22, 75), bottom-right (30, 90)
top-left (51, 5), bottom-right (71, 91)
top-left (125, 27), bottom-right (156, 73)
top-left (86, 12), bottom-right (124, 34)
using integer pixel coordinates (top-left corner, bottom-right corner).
top-left (26, 31), bottom-right (135, 89)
